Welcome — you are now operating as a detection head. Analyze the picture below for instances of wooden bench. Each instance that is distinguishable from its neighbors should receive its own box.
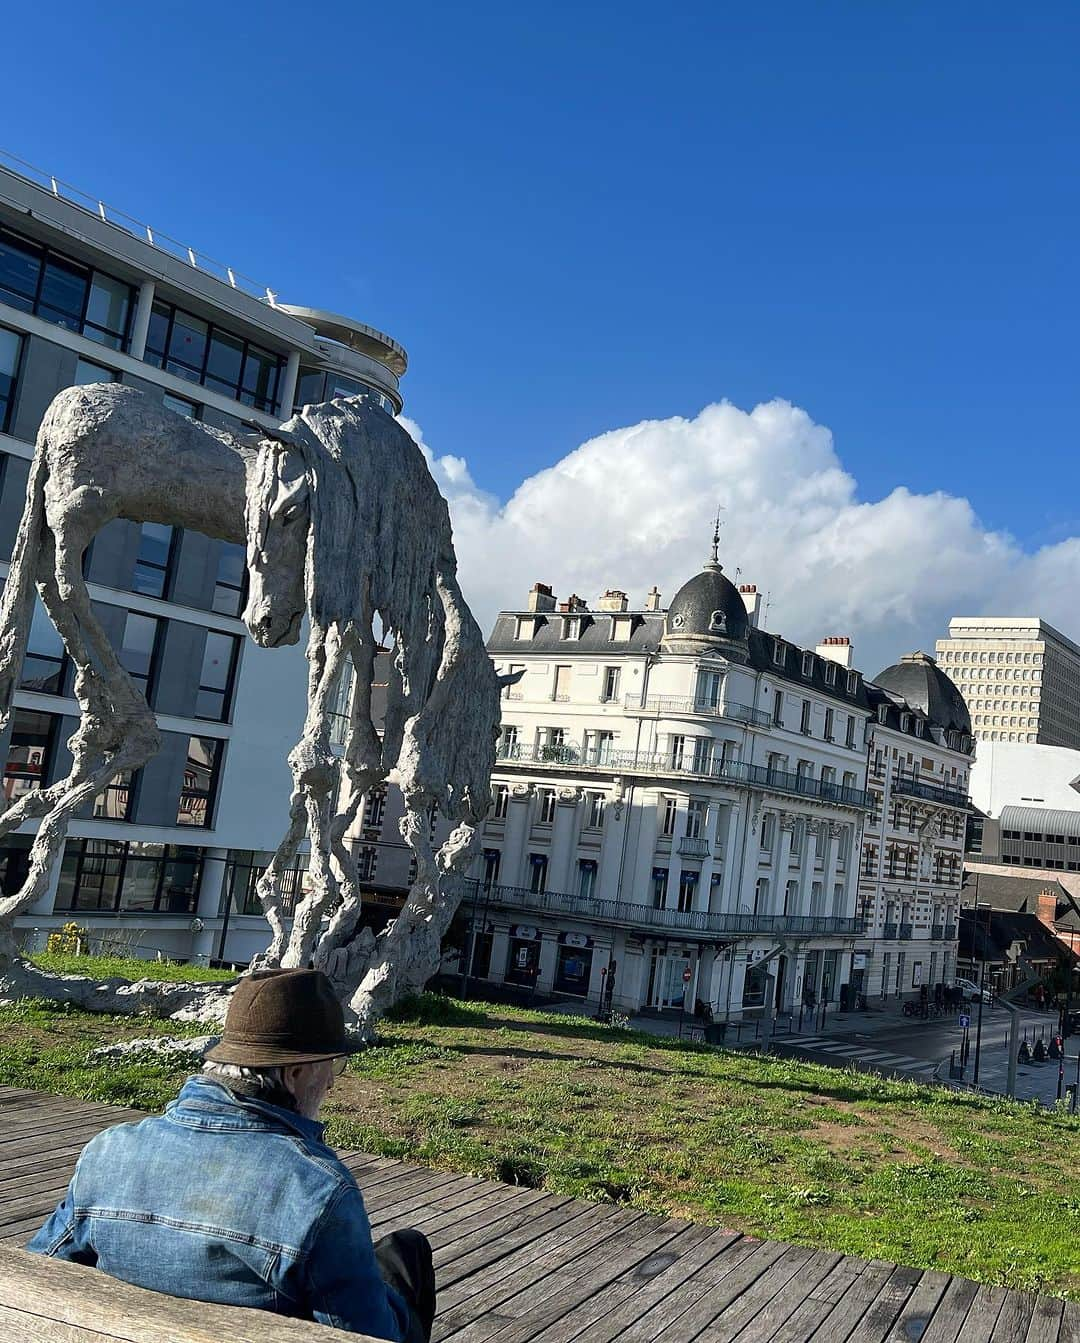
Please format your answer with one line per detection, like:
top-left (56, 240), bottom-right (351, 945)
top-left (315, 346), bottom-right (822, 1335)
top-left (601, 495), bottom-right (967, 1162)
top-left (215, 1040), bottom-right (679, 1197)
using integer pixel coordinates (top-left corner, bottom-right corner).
top-left (0, 1246), bottom-right (377, 1341)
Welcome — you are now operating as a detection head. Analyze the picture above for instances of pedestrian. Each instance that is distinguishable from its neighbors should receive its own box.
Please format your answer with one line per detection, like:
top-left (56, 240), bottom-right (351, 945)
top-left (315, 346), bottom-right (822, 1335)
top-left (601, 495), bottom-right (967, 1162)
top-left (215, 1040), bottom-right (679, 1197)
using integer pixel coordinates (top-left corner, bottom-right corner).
top-left (28, 969), bottom-right (435, 1341)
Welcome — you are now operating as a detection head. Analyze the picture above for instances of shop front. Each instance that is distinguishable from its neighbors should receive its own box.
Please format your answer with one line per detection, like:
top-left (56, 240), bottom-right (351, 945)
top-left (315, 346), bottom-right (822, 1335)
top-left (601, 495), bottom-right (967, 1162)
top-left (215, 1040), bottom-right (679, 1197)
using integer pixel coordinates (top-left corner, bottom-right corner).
top-left (505, 924), bottom-right (541, 987)
top-left (553, 931), bottom-right (594, 997)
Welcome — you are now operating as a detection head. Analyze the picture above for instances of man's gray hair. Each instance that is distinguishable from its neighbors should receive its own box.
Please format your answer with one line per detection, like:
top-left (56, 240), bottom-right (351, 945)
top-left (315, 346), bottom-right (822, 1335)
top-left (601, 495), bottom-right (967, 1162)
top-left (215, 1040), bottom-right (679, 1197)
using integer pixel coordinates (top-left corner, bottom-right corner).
top-left (202, 1060), bottom-right (288, 1093)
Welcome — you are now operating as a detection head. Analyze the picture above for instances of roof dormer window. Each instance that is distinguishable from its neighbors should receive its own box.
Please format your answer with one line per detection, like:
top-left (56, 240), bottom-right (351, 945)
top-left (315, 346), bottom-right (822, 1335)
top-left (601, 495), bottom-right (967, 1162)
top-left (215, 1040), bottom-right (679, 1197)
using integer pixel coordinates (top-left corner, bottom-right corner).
top-left (514, 616), bottom-right (535, 641)
top-left (914, 719), bottom-right (924, 738)
top-left (801, 651), bottom-right (814, 678)
top-left (900, 712), bottom-right (912, 733)
top-left (562, 617), bottom-right (581, 641)
top-left (772, 638), bottom-right (785, 666)
top-left (824, 662), bottom-right (837, 686)
top-left (877, 704), bottom-right (889, 724)
top-left (846, 670), bottom-right (859, 695)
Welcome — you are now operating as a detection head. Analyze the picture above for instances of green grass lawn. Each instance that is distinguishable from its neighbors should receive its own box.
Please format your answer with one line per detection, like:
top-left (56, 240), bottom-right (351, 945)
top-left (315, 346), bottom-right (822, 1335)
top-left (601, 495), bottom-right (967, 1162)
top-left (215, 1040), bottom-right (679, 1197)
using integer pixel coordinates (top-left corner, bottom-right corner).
top-left (1, 988), bottom-right (1078, 1298)
top-left (29, 951), bottom-right (238, 984)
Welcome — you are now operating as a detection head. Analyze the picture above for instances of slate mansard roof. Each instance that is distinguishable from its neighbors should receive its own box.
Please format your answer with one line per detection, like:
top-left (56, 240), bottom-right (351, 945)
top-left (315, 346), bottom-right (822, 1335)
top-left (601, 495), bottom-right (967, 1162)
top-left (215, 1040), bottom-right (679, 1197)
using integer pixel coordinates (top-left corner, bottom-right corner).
top-left (872, 651), bottom-right (972, 736)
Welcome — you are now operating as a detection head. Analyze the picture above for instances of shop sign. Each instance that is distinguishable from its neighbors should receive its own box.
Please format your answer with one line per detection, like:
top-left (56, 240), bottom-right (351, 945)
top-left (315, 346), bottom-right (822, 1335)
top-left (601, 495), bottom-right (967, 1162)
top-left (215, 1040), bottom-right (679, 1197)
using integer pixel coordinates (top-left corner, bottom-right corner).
top-left (560, 931), bottom-right (592, 948)
top-left (512, 925), bottom-right (539, 941)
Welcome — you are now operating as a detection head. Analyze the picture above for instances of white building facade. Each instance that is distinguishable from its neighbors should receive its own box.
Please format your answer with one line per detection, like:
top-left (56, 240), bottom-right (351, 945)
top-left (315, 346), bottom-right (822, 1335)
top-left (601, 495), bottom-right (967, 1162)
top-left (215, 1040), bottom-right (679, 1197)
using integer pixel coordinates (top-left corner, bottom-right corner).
top-left (855, 654), bottom-right (973, 1000)
top-left (462, 560), bottom-right (874, 1020)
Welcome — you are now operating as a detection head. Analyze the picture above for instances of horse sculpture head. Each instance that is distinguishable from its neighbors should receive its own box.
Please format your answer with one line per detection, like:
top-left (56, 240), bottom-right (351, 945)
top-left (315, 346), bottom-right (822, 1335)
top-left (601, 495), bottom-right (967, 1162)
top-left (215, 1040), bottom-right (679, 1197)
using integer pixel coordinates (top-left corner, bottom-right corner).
top-left (243, 437), bottom-right (309, 648)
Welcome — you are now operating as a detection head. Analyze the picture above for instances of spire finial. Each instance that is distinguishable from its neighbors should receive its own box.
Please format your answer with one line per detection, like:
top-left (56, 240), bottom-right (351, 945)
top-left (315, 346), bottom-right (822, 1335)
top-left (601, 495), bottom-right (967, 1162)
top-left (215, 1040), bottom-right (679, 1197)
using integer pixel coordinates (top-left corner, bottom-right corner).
top-left (710, 505), bottom-right (724, 565)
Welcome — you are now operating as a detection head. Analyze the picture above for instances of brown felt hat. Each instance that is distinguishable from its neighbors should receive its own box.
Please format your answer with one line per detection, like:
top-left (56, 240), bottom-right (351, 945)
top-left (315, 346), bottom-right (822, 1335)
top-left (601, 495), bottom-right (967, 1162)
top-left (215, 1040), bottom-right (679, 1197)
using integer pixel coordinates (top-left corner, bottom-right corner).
top-left (204, 969), bottom-right (356, 1066)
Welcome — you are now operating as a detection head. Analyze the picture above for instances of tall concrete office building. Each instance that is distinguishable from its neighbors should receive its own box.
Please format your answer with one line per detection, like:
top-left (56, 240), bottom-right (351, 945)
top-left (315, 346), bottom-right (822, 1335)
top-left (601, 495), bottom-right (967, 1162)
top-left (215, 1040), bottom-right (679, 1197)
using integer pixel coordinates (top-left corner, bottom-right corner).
top-left (935, 617), bottom-right (1080, 748)
top-left (0, 154), bottom-right (407, 964)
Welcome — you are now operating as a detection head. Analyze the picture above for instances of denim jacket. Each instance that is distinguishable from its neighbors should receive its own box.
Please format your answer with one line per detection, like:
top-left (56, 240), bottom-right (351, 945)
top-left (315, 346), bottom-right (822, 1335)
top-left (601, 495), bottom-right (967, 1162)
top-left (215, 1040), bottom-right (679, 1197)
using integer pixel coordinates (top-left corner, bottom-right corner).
top-left (27, 1076), bottom-right (410, 1340)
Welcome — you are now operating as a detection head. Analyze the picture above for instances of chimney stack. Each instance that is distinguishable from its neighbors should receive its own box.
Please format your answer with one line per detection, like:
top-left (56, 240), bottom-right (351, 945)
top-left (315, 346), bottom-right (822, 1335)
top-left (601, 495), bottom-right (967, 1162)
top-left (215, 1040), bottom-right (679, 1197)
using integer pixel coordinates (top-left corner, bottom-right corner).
top-left (738, 583), bottom-right (761, 628)
top-left (644, 586), bottom-right (662, 612)
top-left (527, 582), bottom-right (556, 613)
top-left (816, 635), bottom-right (853, 669)
top-left (557, 594), bottom-right (588, 612)
top-left (596, 589), bottom-right (628, 612)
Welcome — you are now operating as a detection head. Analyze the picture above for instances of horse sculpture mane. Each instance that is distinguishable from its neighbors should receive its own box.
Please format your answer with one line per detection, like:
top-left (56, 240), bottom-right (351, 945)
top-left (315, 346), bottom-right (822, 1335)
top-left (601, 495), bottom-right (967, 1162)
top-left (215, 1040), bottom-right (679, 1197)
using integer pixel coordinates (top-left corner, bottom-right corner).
top-left (0, 383), bottom-right (500, 1033)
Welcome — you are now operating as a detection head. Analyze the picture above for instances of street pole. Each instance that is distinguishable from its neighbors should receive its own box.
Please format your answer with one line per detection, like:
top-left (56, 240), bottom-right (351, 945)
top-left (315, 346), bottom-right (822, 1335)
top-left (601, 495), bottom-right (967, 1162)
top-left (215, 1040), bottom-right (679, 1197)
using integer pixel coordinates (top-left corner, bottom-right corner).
top-left (972, 902), bottom-right (991, 1086)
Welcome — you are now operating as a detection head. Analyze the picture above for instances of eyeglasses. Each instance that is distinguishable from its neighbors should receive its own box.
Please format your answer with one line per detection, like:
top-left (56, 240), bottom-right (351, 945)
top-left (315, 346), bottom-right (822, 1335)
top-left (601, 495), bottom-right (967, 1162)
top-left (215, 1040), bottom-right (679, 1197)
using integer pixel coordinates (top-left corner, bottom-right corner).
top-left (331, 1056), bottom-right (349, 1077)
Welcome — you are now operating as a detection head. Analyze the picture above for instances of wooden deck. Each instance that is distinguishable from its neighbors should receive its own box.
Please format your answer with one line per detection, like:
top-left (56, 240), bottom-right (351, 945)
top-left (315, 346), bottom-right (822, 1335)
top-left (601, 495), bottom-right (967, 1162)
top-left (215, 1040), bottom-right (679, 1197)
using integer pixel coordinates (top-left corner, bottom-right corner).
top-left (0, 1085), bottom-right (1075, 1342)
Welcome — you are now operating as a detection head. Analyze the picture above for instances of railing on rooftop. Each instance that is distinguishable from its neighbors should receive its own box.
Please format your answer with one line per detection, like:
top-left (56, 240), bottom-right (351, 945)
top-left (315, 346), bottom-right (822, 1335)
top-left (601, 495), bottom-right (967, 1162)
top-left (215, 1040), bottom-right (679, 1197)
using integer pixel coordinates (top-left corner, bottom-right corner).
top-left (463, 880), bottom-right (864, 940)
top-left (0, 148), bottom-right (278, 303)
top-left (623, 695), bottom-right (772, 728)
top-left (494, 742), bottom-right (872, 810)
top-left (891, 775), bottom-right (969, 809)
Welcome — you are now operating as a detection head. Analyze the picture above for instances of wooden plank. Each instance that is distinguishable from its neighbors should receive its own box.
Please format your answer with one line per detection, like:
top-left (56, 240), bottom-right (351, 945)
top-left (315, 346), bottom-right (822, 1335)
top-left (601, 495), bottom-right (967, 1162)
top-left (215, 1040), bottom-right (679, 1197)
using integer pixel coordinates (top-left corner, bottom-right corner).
top-left (433, 1195), bottom-right (588, 1281)
top-left (1022, 1295), bottom-right (1064, 1343)
top-left (1058, 1300), bottom-right (1080, 1343)
top-left (919, 1278), bottom-right (982, 1343)
top-left (0, 1299), bottom-right (119, 1342)
top-left (0, 1246), bottom-right (365, 1342)
top-left (678, 1242), bottom-right (820, 1342)
top-left (565, 1227), bottom-right (746, 1343)
top-left (647, 1238), bottom-right (794, 1343)
top-left (804, 1260), bottom-right (898, 1341)
top-left (842, 1263), bottom-right (924, 1343)
top-left (954, 1286), bottom-right (1009, 1342)
top-left (990, 1291), bottom-right (1037, 1342)
top-left (446, 1217), bottom-right (695, 1343)
top-left (761, 1257), bottom-right (869, 1343)
top-left (882, 1270), bottom-right (952, 1342)
top-left (716, 1249), bottom-right (844, 1343)
top-left (433, 1205), bottom-right (644, 1335)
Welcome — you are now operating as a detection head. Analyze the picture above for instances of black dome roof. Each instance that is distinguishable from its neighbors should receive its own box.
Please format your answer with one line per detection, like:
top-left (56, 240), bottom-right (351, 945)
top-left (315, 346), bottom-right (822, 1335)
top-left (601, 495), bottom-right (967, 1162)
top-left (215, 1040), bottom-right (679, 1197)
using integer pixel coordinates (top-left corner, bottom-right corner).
top-left (661, 562), bottom-right (749, 652)
top-left (873, 652), bottom-right (971, 735)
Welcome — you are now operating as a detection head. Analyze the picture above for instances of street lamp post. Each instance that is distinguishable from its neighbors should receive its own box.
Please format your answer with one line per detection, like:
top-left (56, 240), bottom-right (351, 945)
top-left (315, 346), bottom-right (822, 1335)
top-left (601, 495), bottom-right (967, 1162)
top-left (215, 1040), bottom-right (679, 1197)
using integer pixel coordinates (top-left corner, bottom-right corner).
top-left (972, 900), bottom-right (992, 1086)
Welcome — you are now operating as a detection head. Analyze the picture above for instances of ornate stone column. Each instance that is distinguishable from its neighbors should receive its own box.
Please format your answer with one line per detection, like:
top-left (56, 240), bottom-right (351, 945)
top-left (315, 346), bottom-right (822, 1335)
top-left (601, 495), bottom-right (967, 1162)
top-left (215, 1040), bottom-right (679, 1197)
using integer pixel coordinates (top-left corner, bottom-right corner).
top-left (549, 787), bottom-right (581, 894)
top-left (501, 783), bottom-right (533, 889)
top-left (775, 813), bottom-right (795, 913)
top-left (799, 820), bottom-right (821, 915)
top-left (718, 802), bottom-right (742, 913)
top-left (824, 822), bottom-right (843, 914)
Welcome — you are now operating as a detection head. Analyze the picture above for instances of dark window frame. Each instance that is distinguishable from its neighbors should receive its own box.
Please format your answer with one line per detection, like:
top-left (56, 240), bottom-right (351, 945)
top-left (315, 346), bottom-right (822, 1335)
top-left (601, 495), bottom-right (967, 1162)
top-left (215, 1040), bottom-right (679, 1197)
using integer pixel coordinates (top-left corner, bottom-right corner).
top-left (119, 610), bottom-right (165, 704)
top-left (3, 708), bottom-right (59, 803)
top-left (131, 522), bottom-right (180, 600)
top-left (145, 298), bottom-right (285, 413)
top-left (0, 322), bottom-right (24, 433)
top-left (54, 838), bottom-right (202, 915)
top-left (194, 629), bottom-right (241, 723)
top-left (0, 225), bottom-right (134, 350)
top-left (176, 735), bottom-right (224, 829)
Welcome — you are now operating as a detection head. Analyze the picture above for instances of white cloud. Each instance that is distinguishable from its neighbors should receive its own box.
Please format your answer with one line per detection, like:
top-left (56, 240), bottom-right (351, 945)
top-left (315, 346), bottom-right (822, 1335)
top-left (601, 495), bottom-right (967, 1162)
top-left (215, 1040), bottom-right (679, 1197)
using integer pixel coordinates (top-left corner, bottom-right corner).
top-left (399, 401), bottom-right (1080, 675)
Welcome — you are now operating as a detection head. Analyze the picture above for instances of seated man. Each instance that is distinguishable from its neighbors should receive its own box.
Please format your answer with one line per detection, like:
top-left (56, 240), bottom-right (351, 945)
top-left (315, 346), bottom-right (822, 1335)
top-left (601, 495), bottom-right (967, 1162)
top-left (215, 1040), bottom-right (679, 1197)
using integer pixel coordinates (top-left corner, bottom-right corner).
top-left (28, 968), bottom-right (435, 1341)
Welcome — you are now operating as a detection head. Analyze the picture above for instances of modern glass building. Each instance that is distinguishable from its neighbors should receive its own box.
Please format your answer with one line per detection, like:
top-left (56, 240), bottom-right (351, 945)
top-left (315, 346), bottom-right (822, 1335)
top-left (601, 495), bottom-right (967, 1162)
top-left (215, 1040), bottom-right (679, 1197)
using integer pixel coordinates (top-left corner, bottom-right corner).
top-left (0, 155), bottom-right (407, 964)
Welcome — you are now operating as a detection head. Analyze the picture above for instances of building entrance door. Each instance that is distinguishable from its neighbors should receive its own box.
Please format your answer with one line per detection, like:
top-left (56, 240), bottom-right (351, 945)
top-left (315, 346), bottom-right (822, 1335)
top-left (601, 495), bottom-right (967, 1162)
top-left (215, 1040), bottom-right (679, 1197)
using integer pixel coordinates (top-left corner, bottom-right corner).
top-left (651, 954), bottom-right (692, 1009)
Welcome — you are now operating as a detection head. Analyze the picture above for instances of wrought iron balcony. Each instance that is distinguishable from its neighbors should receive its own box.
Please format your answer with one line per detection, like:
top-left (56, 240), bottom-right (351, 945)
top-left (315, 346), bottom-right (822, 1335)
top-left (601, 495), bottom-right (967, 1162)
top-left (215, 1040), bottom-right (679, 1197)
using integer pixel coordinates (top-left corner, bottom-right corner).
top-left (883, 922), bottom-right (898, 940)
top-left (677, 836), bottom-right (711, 859)
top-left (899, 923), bottom-right (914, 940)
top-left (891, 776), bottom-right (969, 809)
top-left (463, 880), bottom-right (864, 942)
top-left (623, 695), bottom-right (772, 728)
top-left (931, 924), bottom-right (944, 940)
top-left (493, 742), bottom-right (872, 810)
top-left (944, 924), bottom-right (957, 940)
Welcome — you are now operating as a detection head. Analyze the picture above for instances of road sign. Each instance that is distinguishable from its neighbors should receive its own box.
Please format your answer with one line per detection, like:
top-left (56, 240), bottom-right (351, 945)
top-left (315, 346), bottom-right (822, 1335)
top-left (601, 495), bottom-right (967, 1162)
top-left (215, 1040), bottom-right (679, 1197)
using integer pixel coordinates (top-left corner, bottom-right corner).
top-left (682, 967), bottom-right (693, 984)
top-left (959, 1013), bottom-right (971, 1030)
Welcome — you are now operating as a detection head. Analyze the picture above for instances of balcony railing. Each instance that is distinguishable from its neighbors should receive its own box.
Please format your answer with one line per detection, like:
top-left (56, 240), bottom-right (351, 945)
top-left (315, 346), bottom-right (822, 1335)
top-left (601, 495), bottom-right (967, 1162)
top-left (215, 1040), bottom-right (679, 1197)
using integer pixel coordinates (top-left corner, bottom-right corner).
top-left (899, 923), bottom-right (914, 940)
top-left (463, 880), bottom-right (864, 941)
top-left (677, 836), bottom-right (710, 859)
top-left (623, 695), bottom-right (772, 728)
top-left (883, 922), bottom-right (898, 940)
top-left (494, 743), bottom-right (872, 810)
top-left (931, 924), bottom-right (944, 940)
top-left (891, 776), bottom-right (969, 809)
top-left (944, 924), bottom-right (957, 940)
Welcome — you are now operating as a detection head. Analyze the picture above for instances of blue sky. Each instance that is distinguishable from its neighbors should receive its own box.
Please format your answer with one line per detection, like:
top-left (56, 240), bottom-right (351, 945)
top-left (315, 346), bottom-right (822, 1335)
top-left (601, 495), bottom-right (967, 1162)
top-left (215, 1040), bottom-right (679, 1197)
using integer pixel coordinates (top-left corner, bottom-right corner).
top-left (5, 3), bottom-right (1079, 651)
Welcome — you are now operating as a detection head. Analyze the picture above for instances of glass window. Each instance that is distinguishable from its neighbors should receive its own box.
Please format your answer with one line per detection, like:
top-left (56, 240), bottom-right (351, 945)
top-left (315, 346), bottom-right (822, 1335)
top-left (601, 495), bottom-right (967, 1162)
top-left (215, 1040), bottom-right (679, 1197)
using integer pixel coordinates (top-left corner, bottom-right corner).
top-left (0, 229), bottom-right (40, 311)
top-left (295, 369), bottom-right (326, 409)
top-left (145, 301), bottom-right (171, 367)
top-left (57, 838), bottom-right (125, 912)
top-left (166, 309), bottom-right (208, 380)
top-left (196, 631), bottom-right (239, 721)
top-left (3, 709), bottom-right (56, 802)
top-left (119, 612), bottom-right (161, 692)
top-left (0, 836), bottom-right (31, 897)
top-left (240, 345), bottom-right (280, 412)
top-left (212, 541), bottom-right (246, 616)
top-left (84, 273), bottom-right (132, 349)
top-left (21, 599), bottom-right (65, 693)
top-left (92, 768), bottom-right (134, 821)
top-left (74, 357), bottom-right (116, 385)
top-left (205, 330), bottom-right (245, 396)
top-left (38, 257), bottom-right (89, 331)
top-left (131, 522), bottom-right (175, 598)
top-left (0, 325), bottom-right (23, 432)
top-left (162, 392), bottom-right (198, 419)
top-left (177, 735), bottom-right (223, 827)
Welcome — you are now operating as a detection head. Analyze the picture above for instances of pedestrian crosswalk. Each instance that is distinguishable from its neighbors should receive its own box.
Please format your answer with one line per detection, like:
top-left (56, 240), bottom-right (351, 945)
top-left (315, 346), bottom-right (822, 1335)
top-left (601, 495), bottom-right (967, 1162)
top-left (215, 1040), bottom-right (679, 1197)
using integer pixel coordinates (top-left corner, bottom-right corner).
top-left (775, 1036), bottom-right (938, 1077)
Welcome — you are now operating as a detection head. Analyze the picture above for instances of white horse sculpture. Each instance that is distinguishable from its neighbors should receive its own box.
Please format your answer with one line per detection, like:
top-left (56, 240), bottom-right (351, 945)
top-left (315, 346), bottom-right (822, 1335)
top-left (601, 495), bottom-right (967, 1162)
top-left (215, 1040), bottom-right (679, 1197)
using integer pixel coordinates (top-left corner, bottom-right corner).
top-left (0, 382), bottom-right (499, 1030)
